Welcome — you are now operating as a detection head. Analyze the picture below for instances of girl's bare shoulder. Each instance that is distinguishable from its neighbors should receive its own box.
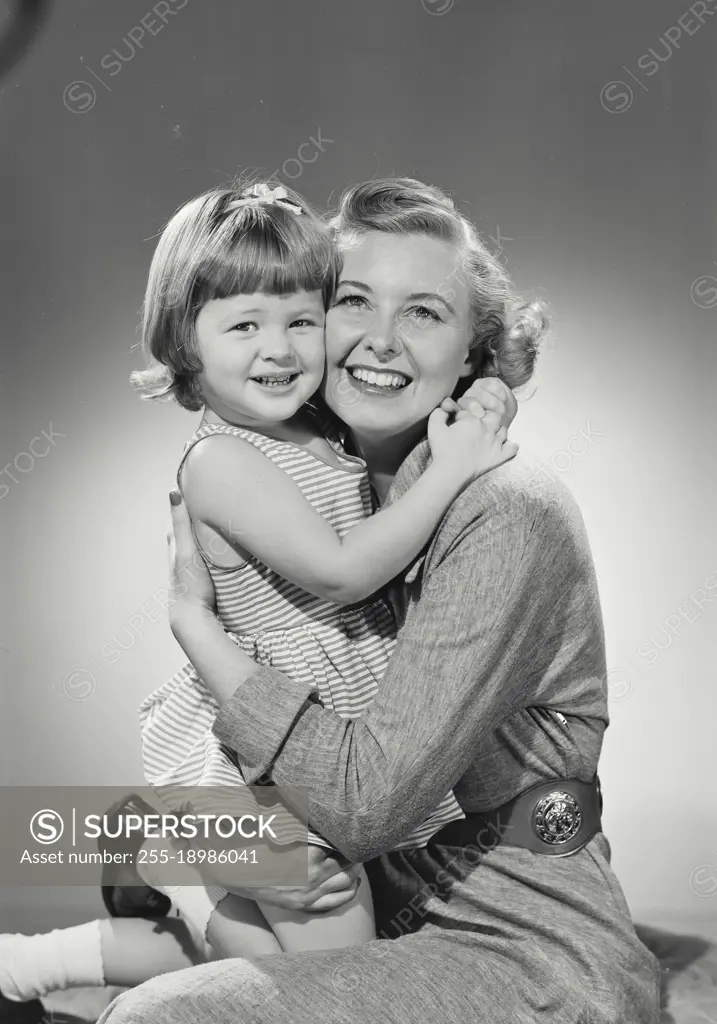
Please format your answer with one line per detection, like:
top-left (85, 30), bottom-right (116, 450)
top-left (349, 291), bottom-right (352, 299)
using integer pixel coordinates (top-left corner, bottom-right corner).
top-left (180, 431), bottom-right (281, 519)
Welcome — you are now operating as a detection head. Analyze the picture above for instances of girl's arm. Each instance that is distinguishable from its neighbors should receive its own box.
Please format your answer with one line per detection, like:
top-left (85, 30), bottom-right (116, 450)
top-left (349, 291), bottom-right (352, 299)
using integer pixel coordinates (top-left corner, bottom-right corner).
top-left (182, 409), bottom-right (515, 606)
top-left (169, 459), bottom-right (605, 862)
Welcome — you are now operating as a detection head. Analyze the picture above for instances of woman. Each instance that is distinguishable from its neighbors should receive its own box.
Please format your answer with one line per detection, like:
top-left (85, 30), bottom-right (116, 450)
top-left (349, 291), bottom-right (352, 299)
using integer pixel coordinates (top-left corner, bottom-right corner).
top-left (99, 177), bottom-right (662, 1024)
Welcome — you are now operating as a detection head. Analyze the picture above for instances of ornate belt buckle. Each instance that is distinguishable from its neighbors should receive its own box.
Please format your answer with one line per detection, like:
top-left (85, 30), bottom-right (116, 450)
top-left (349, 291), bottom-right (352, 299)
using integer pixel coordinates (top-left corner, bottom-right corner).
top-left (532, 790), bottom-right (582, 846)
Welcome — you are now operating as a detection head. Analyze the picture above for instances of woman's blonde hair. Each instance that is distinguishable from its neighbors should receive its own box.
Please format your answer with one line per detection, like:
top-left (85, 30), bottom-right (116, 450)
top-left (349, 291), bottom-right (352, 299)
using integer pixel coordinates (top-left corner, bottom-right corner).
top-left (131, 179), bottom-right (340, 411)
top-left (329, 178), bottom-right (548, 395)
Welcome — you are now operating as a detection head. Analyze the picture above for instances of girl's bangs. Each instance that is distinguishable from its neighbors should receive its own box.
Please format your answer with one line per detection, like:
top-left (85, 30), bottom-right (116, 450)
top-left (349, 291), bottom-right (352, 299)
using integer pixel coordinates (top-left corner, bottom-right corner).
top-left (192, 219), bottom-right (338, 305)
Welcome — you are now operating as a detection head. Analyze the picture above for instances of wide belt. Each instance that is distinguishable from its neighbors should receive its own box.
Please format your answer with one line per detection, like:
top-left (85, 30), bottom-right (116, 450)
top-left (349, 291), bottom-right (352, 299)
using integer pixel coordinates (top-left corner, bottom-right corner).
top-left (432, 777), bottom-right (602, 858)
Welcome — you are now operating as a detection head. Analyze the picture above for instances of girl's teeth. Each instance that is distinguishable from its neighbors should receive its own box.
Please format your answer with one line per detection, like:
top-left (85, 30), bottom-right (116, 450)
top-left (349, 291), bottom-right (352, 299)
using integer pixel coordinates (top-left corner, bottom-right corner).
top-left (255, 375), bottom-right (294, 387)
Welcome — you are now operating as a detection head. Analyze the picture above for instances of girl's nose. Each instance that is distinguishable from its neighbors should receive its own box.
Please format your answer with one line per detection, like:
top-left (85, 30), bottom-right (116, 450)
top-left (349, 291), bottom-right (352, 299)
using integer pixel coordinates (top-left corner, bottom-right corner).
top-left (261, 330), bottom-right (294, 362)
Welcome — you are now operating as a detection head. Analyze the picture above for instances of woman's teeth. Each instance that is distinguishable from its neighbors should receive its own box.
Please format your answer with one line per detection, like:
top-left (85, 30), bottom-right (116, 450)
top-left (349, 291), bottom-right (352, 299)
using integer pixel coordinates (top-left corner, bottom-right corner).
top-left (349, 368), bottom-right (409, 390)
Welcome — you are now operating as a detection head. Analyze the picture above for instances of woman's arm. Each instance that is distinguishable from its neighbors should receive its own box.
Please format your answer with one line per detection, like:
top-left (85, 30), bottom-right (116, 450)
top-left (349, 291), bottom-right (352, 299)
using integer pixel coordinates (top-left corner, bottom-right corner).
top-left (171, 461), bottom-right (604, 862)
top-left (182, 412), bottom-right (514, 606)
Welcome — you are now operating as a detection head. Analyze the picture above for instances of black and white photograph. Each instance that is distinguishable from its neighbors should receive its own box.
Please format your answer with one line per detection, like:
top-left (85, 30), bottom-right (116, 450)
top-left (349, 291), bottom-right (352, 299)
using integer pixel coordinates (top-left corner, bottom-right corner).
top-left (1, 1), bottom-right (716, 1021)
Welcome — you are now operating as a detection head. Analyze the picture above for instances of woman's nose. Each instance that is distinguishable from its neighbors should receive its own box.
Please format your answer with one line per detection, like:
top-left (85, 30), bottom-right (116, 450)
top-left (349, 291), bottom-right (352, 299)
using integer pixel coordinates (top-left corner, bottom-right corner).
top-left (362, 316), bottom-right (403, 359)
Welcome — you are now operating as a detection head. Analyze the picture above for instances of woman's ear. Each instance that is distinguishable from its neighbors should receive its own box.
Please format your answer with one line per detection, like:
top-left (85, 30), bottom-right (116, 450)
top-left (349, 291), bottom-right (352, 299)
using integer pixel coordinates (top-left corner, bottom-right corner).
top-left (457, 340), bottom-right (482, 379)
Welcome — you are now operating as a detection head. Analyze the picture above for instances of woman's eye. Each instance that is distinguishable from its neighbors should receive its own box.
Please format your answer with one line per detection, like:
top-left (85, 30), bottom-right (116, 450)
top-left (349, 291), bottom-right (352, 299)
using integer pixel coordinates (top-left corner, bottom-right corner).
top-left (335, 294), bottom-right (367, 310)
top-left (408, 305), bottom-right (441, 322)
top-left (231, 321), bottom-right (258, 333)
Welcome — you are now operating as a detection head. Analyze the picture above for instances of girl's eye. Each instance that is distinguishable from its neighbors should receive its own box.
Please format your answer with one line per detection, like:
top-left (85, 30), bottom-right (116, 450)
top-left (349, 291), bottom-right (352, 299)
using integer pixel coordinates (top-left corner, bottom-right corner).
top-left (290, 318), bottom-right (318, 329)
top-left (408, 305), bottom-right (441, 322)
top-left (231, 321), bottom-right (258, 333)
top-left (334, 293), bottom-right (367, 310)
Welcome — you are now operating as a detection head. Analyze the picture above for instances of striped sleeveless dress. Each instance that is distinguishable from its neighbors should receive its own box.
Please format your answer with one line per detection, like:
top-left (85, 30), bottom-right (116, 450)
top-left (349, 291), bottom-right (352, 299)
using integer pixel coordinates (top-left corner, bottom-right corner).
top-left (138, 419), bottom-right (465, 850)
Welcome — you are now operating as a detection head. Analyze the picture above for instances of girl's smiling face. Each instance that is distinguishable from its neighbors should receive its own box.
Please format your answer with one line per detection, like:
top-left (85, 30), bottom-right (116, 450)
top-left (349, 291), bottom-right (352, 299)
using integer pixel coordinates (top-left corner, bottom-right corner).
top-left (322, 232), bottom-right (476, 442)
top-left (194, 289), bottom-right (326, 427)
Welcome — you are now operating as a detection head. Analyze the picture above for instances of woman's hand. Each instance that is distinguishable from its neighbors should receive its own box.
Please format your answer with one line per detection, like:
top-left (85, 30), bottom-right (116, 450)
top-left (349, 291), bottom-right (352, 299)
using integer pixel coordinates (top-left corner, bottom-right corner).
top-left (167, 489), bottom-right (217, 621)
top-left (441, 377), bottom-right (518, 432)
top-left (198, 843), bottom-right (362, 913)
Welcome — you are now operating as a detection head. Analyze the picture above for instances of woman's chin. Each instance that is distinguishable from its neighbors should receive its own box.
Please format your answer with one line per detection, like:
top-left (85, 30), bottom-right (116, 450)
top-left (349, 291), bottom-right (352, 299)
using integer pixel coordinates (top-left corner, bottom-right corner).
top-left (336, 402), bottom-right (431, 443)
top-left (324, 371), bottom-right (426, 430)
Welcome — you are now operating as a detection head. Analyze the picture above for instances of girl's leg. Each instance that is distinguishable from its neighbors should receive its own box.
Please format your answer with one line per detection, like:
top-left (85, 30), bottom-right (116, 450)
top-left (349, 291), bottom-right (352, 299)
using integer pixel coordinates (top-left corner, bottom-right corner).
top-left (202, 865), bottom-right (374, 957)
top-left (205, 895), bottom-right (282, 959)
top-left (139, 839), bottom-right (374, 959)
top-left (137, 836), bottom-right (281, 959)
top-left (99, 917), bottom-right (209, 987)
top-left (0, 917), bottom-right (207, 1003)
top-left (257, 865), bottom-right (376, 953)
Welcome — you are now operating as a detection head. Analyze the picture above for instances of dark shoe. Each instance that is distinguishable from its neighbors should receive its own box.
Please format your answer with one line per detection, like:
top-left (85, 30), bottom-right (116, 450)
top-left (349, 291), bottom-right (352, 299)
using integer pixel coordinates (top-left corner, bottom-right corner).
top-left (0, 992), bottom-right (46, 1024)
top-left (99, 792), bottom-right (172, 919)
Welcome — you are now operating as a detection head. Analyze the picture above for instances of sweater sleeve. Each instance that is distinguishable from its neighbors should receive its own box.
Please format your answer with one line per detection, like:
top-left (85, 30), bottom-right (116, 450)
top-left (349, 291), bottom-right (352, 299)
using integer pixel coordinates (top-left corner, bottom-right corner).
top-left (213, 475), bottom-right (590, 862)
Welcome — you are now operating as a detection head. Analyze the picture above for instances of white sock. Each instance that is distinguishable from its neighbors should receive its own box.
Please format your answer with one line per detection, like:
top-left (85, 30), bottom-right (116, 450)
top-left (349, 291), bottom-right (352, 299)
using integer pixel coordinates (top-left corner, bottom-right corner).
top-left (178, 905), bottom-right (220, 963)
top-left (158, 885), bottom-right (224, 949)
top-left (0, 921), bottom-right (104, 1002)
top-left (136, 836), bottom-right (225, 943)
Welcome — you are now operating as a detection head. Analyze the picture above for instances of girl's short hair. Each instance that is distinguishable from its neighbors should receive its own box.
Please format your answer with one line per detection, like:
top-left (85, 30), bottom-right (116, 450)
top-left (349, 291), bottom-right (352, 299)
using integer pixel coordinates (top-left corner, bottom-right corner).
top-left (329, 178), bottom-right (548, 395)
top-left (131, 179), bottom-right (340, 411)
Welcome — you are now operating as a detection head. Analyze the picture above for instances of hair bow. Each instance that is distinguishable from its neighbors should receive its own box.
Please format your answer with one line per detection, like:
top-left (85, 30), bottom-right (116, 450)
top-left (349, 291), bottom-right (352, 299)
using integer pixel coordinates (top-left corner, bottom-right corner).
top-left (231, 183), bottom-right (303, 215)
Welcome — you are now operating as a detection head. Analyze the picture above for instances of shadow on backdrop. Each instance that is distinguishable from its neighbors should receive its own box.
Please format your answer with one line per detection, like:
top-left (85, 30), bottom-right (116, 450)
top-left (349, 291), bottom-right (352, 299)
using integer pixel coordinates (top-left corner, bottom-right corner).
top-left (0, 0), bottom-right (51, 81)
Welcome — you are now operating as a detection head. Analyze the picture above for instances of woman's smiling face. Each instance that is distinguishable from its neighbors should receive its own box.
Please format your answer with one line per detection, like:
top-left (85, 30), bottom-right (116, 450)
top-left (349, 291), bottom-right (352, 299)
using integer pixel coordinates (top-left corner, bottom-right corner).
top-left (322, 231), bottom-right (476, 442)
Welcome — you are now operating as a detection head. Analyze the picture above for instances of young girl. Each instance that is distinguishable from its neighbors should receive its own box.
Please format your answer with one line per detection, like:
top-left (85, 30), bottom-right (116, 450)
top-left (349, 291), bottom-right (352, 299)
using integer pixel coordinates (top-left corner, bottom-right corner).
top-left (0, 181), bottom-right (517, 1017)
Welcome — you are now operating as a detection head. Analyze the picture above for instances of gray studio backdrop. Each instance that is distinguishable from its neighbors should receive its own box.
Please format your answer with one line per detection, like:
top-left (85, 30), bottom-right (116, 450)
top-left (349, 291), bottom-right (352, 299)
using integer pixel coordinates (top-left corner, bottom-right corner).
top-left (1, 0), bottom-right (715, 930)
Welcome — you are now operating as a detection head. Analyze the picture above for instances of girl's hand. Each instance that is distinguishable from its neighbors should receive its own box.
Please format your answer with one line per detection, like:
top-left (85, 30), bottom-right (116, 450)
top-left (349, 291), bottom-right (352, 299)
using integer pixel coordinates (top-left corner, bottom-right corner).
top-left (167, 489), bottom-right (217, 620)
top-left (441, 377), bottom-right (518, 433)
top-left (427, 408), bottom-right (518, 483)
